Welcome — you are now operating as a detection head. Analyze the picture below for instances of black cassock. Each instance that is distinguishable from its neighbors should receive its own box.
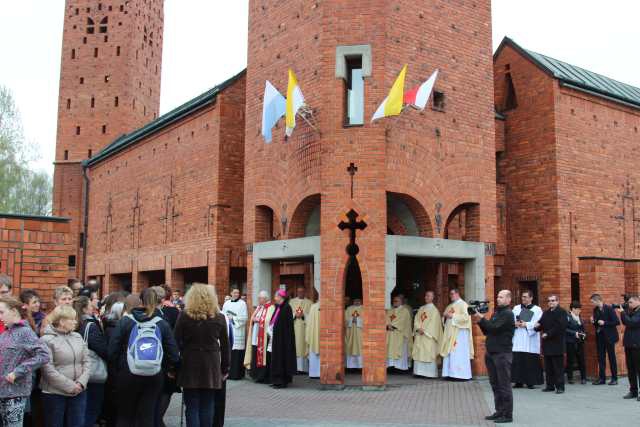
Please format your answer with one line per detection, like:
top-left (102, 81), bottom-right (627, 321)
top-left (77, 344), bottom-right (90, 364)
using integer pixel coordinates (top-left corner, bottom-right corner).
top-left (270, 301), bottom-right (297, 386)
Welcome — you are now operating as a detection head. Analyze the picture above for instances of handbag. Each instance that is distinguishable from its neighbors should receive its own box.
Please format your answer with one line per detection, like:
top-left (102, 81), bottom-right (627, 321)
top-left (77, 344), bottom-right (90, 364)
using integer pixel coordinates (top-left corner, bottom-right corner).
top-left (83, 322), bottom-right (108, 383)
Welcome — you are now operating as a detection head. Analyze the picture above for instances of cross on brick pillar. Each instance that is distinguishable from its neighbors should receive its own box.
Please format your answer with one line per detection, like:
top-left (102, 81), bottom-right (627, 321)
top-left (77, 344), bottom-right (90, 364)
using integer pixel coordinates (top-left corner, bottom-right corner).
top-left (338, 209), bottom-right (367, 256)
top-left (159, 176), bottom-right (181, 244)
top-left (347, 163), bottom-right (358, 199)
top-left (128, 189), bottom-right (145, 249)
top-left (101, 194), bottom-right (115, 252)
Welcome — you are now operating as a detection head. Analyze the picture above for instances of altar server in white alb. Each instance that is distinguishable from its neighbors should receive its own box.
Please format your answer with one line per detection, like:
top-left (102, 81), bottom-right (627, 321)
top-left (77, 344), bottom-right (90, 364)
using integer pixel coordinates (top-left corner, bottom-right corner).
top-left (222, 287), bottom-right (248, 380)
top-left (511, 290), bottom-right (543, 388)
top-left (439, 288), bottom-right (474, 379)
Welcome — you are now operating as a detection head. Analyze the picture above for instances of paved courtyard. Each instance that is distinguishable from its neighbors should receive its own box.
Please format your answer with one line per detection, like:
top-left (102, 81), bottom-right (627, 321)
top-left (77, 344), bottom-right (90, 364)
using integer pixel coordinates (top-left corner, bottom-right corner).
top-left (165, 375), bottom-right (638, 426)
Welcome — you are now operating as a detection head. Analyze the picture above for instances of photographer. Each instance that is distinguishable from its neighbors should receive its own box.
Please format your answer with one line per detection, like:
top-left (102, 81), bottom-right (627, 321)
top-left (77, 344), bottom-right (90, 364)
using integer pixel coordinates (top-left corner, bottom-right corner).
top-left (565, 301), bottom-right (587, 384)
top-left (473, 290), bottom-right (515, 424)
top-left (534, 295), bottom-right (568, 394)
top-left (615, 295), bottom-right (640, 401)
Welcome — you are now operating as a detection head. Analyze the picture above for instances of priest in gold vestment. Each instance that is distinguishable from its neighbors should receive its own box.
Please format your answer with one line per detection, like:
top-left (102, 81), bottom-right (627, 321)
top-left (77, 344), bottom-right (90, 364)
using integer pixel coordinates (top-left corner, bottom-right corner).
top-left (305, 301), bottom-right (320, 378)
top-left (412, 291), bottom-right (443, 378)
top-left (290, 286), bottom-right (313, 373)
top-left (386, 295), bottom-right (413, 371)
top-left (439, 288), bottom-right (474, 379)
top-left (345, 298), bottom-right (365, 369)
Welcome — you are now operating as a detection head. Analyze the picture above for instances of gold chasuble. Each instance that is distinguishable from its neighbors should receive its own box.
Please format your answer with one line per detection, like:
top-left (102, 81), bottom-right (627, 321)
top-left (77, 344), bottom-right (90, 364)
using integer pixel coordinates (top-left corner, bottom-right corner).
top-left (345, 305), bottom-right (365, 356)
top-left (290, 297), bottom-right (313, 358)
top-left (305, 302), bottom-right (320, 355)
top-left (386, 306), bottom-right (413, 360)
top-left (412, 303), bottom-right (443, 363)
top-left (439, 299), bottom-right (474, 358)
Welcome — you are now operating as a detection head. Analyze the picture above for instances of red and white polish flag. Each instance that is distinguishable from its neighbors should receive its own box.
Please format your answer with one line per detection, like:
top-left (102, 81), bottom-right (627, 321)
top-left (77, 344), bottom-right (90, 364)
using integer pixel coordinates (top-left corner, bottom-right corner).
top-left (403, 69), bottom-right (439, 110)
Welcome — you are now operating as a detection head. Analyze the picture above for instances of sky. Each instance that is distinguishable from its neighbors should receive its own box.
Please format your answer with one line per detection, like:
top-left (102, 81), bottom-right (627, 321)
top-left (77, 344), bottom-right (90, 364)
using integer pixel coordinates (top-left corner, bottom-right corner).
top-left (0, 0), bottom-right (638, 176)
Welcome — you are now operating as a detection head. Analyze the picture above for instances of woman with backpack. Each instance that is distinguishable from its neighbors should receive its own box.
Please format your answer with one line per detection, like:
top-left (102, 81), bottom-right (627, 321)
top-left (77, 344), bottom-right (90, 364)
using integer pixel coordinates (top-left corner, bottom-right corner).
top-left (74, 296), bottom-right (109, 427)
top-left (40, 305), bottom-right (91, 427)
top-left (174, 284), bottom-right (229, 427)
top-left (0, 296), bottom-right (49, 427)
top-left (107, 289), bottom-right (179, 427)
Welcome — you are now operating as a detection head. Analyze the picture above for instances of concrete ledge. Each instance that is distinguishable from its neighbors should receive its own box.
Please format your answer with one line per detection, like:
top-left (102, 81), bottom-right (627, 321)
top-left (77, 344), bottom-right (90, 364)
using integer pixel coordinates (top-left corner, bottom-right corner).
top-left (361, 385), bottom-right (386, 392)
top-left (320, 384), bottom-right (346, 391)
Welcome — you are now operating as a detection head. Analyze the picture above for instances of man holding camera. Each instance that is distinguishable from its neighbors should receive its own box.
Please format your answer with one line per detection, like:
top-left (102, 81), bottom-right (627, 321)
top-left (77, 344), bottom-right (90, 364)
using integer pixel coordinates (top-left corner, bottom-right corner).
top-left (534, 295), bottom-right (568, 394)
top-left (615, 295), bottom-right (640, 401)
top-left (589, 293), bottom-right (620, 385)
top-left (473, 290), bottom-right (515, 424)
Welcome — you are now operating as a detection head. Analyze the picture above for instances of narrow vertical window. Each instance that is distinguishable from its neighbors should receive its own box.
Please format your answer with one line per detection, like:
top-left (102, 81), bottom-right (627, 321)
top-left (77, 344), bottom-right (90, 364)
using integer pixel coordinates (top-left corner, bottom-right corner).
top-left (66, 99), bottom-right (71, 109)
top-left (102, 125), bottom-right (107, 134)
top-left (91, 97), bottom-right (95, 108)
top-left (94, 47), bottom-right (98, 58)
top-left (71, 48), bottom-right (76, 59)
top-left (80, 77), bottom-right (84, 84)
top-left (64, 150), bottom-right (69, 160)
top-left (345, 56), bottom-right (364, 126)
top-left (88, 149), bottom-right (92, 158)
top-left (76, 126), bottom-right (81, 135)
top-left (116, 46), bottom-right (121, 56)
top-left (114, 96), bottom-right (119, 107)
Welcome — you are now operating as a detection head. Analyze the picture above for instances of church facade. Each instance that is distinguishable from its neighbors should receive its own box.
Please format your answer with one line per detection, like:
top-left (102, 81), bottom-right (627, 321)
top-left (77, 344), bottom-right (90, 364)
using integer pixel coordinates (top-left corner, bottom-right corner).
top-left (48, 0), bottom-right (640, 386)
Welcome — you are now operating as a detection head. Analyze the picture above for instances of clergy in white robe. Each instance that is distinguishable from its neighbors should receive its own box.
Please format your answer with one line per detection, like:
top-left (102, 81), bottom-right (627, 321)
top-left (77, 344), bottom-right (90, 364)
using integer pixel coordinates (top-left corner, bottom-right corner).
top-left (345, 298), bottom-right (365, 368)
top-left (386, 295), bottom-right (413, 370)
top-left (290, 286), bottom-right (313, 372)
top-left (306, 301), bottom-right (320, 378)
top-left (511, 290), bottom-right (543, 387)
top-left (412, 291), bottom-right (443, 378)
top-left (439, 289), bottom-right (474, 379)
top-left (222, 288), bottom-right (248, 380)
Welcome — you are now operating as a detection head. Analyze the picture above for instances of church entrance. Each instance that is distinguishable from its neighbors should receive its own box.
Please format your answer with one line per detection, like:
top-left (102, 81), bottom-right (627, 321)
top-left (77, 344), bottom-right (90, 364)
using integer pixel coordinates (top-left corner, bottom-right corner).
top-left (393, 257), bottom-right (466, 312)
top-left (109, 272), bottom-right (132, 293)
top-left (138, 269), bottom-right (165, 289)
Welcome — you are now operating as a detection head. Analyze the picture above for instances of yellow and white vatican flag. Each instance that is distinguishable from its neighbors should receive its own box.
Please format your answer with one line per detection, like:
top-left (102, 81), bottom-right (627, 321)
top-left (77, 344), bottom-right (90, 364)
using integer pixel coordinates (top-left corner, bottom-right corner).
top-left (371, 64), bottom-right (407, 122)
top-left (285, 69), bottom-right (306, 137)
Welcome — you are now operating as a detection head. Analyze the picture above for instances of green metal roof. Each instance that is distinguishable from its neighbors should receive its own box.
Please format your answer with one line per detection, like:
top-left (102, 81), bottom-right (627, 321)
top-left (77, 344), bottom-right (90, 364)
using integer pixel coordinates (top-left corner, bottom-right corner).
top-left (84, 69), bottom-right (246, 167)
top-left (495, 37), bottom-right (640, 110)
top-left (0, 213), bottom-right (70, 222)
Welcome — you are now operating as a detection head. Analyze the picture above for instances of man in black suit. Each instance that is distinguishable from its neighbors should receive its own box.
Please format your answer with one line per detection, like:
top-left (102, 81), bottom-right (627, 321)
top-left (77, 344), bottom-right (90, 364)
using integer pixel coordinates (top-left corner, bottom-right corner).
top-left (590, 293), bottom-right (620, 385)
top-left (534, 295), bottom-right (568, 393)
top-left (616, 295), bottom-right (640, 401)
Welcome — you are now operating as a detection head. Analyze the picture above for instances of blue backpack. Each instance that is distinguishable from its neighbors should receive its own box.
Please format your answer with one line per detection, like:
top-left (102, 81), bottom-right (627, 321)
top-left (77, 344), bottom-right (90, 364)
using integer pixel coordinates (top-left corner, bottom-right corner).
top-left (125, 314), bottom-right (164, 376)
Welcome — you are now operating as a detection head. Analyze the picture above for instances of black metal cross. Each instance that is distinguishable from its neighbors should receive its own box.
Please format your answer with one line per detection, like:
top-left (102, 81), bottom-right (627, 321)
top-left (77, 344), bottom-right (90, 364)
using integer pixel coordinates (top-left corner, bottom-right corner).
top-left (347, 163), bottom-right (358, 199)
top-left (338, 209), bottom-right (367, 256)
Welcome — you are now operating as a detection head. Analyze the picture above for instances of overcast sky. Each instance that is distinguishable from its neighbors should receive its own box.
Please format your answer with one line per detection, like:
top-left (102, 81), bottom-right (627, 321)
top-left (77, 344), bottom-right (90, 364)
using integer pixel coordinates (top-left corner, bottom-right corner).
top-left (1, 0), bottom-right (638, 176)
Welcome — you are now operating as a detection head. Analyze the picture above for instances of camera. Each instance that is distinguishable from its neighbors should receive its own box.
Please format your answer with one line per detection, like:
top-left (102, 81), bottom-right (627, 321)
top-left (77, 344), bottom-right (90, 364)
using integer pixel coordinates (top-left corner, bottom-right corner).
top-left (612, 294), bottom-right (630, 311)
top-left (467, 300), bottom-right (490, 315)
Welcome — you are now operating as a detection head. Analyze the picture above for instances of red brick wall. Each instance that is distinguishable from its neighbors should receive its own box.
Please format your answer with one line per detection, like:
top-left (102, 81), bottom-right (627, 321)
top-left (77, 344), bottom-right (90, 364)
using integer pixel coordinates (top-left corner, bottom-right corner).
top-left (494, 45), bottom-right (565, 302)
top-left (245, 0), bottom-right (495, 385)
top-left (0, 216), bottom-right (71, 308)
top-left (53, 0), bottom-right (164, 279)
top-left (85, 76), bottom-right (246, 301)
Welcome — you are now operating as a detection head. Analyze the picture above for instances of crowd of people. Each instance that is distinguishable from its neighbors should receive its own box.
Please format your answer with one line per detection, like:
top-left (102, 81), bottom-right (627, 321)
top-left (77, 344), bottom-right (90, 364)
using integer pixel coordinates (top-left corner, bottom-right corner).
top-left (1, 270), bottom-right (639, 426)
top-left (0, 273), bottom-right (244, 427)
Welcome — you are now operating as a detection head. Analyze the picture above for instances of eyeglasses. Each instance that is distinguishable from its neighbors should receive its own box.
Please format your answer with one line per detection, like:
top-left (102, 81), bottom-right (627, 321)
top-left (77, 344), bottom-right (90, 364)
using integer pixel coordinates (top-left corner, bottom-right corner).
top-left (548, 299), bottom-right (557, 302)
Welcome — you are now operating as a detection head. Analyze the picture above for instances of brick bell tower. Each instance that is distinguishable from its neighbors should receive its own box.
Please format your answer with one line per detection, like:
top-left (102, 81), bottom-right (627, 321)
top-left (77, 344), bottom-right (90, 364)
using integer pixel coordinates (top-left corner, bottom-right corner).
top-left (53, 0), bottom-right (164, 280)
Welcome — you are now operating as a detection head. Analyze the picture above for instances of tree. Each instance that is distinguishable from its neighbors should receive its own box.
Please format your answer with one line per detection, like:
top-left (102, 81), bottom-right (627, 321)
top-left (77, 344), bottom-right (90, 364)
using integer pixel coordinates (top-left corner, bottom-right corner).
top-left (0, 85), bottom-right (52, 216)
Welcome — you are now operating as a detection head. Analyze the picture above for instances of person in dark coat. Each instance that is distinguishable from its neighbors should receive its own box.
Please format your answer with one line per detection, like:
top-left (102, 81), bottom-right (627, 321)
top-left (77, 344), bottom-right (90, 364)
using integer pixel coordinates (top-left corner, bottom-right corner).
top-left (174, 284), bottom-right (229, 427)
top-left (565, 301), bottom-right (587, 384)
top-left (616, 295), bottom-right (640, 401)
top-left (589, 293), bottom-right (620, 385)
top-left (74, 296), bottom-right (109, 427)
top-left (268, 289), bottom-right (297, 388)
top-left (534, 295), bottom-right (568, 393)
top-left (107, 288), bottom-right (179, 427)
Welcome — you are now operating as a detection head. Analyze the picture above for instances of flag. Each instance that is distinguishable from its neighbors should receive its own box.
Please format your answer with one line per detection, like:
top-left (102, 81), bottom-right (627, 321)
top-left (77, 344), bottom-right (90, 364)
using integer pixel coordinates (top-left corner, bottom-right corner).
top-left (285, 69), bottom-right (305, 137)
top-left (261, 81), bottom-right (286, 143)
top-left (404, 69), bottom-right (439, 110)
top-left (371, 64), bottom-right (407, 122)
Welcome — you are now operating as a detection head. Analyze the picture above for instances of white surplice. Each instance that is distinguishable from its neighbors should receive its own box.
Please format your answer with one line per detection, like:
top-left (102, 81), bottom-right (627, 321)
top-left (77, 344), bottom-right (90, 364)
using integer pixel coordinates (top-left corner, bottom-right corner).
top-left (512, 304), bottom-right (542, 354)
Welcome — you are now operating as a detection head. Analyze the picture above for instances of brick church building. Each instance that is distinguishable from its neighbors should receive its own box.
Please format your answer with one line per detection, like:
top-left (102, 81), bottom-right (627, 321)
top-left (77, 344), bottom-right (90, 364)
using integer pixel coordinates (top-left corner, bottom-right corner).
top-left (41, 0), bottom-right (640, 386)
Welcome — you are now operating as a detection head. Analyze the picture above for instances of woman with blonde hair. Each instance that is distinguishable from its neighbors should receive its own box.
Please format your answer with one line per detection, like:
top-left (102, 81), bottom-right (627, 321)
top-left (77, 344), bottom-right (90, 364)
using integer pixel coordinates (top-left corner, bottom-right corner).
top-left (175, 284), bottom-right (229, 427)
top-left (40, 305), bottom-right (91, 427)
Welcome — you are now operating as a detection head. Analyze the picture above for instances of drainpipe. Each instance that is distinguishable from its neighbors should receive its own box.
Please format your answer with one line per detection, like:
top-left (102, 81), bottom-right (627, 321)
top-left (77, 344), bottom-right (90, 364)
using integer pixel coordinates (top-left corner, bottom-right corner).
top-left (82, 164), bottom-right (90, 283)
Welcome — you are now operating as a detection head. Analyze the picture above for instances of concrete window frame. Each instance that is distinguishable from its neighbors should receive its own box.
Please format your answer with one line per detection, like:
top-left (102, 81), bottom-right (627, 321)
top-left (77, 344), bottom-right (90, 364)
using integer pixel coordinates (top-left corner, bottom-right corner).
top-left (335, 44), bottom-right (372, 80)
